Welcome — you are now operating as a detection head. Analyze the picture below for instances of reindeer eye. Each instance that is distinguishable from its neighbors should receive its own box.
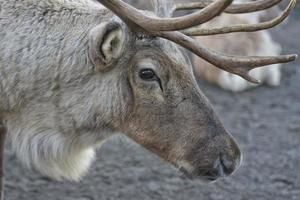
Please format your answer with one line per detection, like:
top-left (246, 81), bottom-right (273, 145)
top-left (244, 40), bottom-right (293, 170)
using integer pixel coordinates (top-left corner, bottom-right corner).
top-left (138, 68), bottom-right (163, 91)
top-left (139, 68), bottom-right (157, 80)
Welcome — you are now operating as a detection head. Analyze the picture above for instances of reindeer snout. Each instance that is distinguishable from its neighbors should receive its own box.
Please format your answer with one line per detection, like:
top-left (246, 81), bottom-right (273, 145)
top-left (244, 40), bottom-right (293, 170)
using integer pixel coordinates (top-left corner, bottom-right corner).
top-left (206, 137), bottom-right (242, 180)
top-left (179, 135), bottom-right (241, 181)
top-left (198, 154), bottom-right (240, 181)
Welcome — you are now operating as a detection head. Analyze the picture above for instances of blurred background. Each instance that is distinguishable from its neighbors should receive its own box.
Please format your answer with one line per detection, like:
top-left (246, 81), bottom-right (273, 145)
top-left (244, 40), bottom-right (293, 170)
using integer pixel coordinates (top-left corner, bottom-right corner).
top-left (5, 1), bottom-right (300, 200)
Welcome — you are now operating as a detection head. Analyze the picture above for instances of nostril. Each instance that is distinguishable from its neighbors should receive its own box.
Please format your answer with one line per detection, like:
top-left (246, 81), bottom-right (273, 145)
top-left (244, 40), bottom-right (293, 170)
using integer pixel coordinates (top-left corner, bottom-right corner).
top-left (219, 154), bottom-right (236, 176)
top-left (204, 170), bottom-right (216, 177)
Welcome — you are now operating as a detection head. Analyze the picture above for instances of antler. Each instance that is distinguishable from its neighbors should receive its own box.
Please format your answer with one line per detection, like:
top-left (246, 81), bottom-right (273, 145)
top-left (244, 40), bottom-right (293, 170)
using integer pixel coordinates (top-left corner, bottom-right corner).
top-left (172, 0), bottom-right (284, 14)
top-left (181, 0), bottom-right (296, 36)
top-left (97, 0), bottom-right (297, 83)
top-left (97, 0), bottom-right (233, 31)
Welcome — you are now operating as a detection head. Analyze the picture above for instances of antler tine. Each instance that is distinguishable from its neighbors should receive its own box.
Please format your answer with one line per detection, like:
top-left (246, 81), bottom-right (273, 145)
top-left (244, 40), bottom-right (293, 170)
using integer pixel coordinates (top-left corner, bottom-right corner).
top-left (182, 0), bottom-right (296, 36)
top-left (158, 31), bottom-right (297, 83)
top-left (173, 0), bottom-right (283, 14)
top-left (97, 0), bottom-right (233, 32)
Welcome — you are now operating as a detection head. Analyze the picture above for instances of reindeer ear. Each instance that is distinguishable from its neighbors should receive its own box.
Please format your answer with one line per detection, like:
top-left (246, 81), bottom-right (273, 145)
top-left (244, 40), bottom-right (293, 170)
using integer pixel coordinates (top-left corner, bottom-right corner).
top-left (88, 21), bottom-right (126, 71)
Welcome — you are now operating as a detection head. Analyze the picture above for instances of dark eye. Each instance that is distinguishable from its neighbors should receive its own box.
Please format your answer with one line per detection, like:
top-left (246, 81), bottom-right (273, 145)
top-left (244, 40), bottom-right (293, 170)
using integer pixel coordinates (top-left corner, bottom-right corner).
top-left (139, 68), bottom-right (164, 91)
top-left (139, 68), bottom-right (157, 80)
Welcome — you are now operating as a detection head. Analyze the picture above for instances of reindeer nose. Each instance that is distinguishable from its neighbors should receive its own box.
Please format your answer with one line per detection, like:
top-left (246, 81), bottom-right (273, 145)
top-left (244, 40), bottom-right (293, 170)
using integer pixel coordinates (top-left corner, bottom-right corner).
top-left (203, 151), bottom-right (241, 181)
top-left (183, 135), bottom-right (242, 181)
top-left (205, 140), bottom-right (241, 180)
top-left (218, 152), bottom-right (241, 176)
top-left (218, 139), bottom-right (242, 177)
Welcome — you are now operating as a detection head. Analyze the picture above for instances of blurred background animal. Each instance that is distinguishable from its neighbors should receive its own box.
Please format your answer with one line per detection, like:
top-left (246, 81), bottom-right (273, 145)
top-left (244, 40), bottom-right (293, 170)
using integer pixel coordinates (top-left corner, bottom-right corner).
top-left (186, 0), bottom-right (288, 92)
top-left (193, 9), bottom-right (284, 92)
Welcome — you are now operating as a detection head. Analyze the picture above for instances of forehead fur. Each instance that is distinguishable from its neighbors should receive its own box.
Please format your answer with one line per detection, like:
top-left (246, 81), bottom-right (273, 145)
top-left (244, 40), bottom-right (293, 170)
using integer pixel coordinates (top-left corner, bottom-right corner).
top-left (130, 0), bottom-right (192, 71)
top-left (157, 38), bottom-right (193, 71)
top-left (134, 36), bottom-right (193, 72)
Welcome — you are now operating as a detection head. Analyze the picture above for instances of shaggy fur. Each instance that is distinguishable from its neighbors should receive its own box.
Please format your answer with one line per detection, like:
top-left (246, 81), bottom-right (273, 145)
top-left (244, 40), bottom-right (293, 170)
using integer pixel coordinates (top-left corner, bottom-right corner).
top-left (0, 0), bottom-right (125, 181)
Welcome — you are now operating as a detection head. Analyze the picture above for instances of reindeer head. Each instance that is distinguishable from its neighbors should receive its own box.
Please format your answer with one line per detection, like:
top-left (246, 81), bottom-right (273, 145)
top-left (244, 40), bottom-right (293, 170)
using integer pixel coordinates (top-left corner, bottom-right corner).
top-left (86, 0), bottom-right (296, 181)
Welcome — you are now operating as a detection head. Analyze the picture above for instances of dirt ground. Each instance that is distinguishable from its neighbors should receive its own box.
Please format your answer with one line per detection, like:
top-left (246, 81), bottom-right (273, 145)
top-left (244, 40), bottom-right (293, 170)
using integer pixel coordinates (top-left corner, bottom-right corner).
top-left (4, 7), bottom-right (300, 200)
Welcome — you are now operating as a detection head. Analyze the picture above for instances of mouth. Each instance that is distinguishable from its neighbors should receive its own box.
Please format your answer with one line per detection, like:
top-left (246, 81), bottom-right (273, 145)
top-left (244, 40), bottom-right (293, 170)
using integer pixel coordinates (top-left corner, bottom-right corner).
top-left (178, 166), bottom-right (221, 182)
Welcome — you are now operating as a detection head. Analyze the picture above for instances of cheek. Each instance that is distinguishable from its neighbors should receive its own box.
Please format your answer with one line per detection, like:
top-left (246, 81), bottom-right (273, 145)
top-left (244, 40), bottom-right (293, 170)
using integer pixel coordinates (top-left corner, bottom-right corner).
top-left (130, 82), bottom-right (165, 109)
top-left (119, 78), bottom-right (134, 120)
top-left (124, 120), bottom-right (176, 162)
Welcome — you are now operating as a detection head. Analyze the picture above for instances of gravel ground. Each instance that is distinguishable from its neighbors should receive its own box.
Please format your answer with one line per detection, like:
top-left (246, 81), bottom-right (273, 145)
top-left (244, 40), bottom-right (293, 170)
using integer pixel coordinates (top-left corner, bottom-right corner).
top-left (4, 7), bottom-right (300, 200)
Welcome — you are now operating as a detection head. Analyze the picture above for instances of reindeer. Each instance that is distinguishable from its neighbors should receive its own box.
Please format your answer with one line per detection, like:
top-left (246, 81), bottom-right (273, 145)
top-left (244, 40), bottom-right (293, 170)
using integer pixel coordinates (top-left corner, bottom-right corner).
top-left (0, 0), bottom-right (297, 198)
top-left (189, 0), bottom-right (288, 91)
